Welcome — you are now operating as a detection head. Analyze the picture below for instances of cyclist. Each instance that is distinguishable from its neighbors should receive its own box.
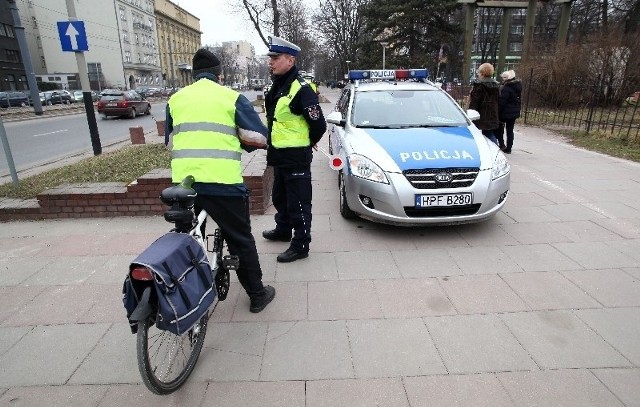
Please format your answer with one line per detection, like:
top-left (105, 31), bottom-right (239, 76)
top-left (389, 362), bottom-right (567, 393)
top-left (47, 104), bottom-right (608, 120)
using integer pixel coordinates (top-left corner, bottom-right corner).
top-left (165, 48), bottom-right (275, 313)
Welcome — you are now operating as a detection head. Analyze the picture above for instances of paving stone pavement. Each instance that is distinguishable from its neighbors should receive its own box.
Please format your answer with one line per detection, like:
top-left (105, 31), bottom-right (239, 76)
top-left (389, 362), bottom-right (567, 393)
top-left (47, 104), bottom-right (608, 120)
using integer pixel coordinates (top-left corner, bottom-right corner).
top-left (0, 88), bottom-right (639, 406)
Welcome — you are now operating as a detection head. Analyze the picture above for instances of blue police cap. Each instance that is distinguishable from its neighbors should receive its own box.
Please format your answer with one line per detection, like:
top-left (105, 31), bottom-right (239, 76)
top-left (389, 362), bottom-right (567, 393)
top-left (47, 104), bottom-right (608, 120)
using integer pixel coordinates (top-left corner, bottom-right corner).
top-left (267, 36), bottom-right (301, 57)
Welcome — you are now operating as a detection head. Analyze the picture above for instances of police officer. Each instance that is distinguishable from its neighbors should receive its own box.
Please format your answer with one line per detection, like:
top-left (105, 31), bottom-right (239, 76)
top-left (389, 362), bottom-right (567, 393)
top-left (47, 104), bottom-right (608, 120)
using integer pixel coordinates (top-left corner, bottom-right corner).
top-left (165, 48), bottom-right (275, 313)
top-left (262, 36), bottom-right (327, 263)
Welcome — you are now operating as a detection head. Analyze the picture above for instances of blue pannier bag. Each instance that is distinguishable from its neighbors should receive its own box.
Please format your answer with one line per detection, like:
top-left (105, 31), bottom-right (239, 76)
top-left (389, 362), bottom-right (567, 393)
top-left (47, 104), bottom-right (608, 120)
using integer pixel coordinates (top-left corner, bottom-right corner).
top-left (124, 232), bottom-right (216, 335)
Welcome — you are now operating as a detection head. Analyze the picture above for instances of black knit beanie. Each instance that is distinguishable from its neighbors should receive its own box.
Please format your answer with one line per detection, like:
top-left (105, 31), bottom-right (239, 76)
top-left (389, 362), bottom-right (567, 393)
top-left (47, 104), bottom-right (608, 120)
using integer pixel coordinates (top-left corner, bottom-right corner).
top-left (192, 48), bottom-right (222, 78)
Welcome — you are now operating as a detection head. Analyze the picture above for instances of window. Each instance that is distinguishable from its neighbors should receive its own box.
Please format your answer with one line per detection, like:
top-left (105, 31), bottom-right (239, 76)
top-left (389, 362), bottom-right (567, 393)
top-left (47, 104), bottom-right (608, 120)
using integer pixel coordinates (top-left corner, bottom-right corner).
top-left (5, 24), bottom-right (14, 38)
top-left (0, 25), bottom-right (7, 37)
top-left (511, 25), bottom-right (523, 35)
top-left (124, 50), bottom-right (131, 63)
top-left (135, 33), bottom-right (139, 44)
top-left (40, 56), bottom-right (46, 69)
top-left (122, 30), bottom-right (129, 43)
top-left (119, 6), bottom-right (127, 21)
top-left (6, 49), bottom-right (20, 63)
top-left (6, 74), bottom-right (16, 91)
top-left (36, 36), bottom-right (42, 48)
top-left (32, 16), bottom-right (37, 28)
top-left (509, 42), bottom-right (522, 52)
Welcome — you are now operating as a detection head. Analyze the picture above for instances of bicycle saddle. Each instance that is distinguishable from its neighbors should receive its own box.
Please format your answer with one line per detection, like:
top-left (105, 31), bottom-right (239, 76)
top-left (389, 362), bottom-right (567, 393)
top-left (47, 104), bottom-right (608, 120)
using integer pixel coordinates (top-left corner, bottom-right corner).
top-left (160, 185), bottom-right (197, 208)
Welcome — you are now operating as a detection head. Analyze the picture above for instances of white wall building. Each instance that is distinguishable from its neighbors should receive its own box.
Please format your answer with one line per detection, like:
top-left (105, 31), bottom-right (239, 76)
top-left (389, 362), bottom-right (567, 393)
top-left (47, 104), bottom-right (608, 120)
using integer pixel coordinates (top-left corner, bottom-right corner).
top-left (16, 0), bottom-right (126, 90)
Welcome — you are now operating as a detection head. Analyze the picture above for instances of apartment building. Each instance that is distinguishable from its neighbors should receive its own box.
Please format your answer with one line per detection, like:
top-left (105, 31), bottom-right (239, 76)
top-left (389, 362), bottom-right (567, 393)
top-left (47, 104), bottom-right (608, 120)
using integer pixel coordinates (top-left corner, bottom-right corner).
top-left (115, 0), bottom-right (161, 90)
top-left (16, 0), bottom-right (126, 90)
top-left (155, 0), bottom-right (200, 88)
top-left (0, 3), bottom-right (27, 91)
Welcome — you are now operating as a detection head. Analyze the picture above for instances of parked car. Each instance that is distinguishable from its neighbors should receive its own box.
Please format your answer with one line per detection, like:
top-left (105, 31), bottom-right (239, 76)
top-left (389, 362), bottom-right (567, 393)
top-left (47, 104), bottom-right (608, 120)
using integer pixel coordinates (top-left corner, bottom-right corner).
top-left (96, 90), bottom-right (151, 119)
top-left (325, 68), bottom-right (510, 225)
top-left (71, 90), bottom-right (99, 103)
top-left (39, 90), bottom-right (73, 105)
top-left (0, 91), bottom-right (30, 108)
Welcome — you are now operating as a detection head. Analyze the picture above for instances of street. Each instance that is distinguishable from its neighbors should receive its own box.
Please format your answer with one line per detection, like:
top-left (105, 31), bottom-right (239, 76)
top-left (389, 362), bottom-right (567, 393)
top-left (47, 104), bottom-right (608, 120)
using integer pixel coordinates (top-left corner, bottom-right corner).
top-left (0, 90), bottom-right (263, 177)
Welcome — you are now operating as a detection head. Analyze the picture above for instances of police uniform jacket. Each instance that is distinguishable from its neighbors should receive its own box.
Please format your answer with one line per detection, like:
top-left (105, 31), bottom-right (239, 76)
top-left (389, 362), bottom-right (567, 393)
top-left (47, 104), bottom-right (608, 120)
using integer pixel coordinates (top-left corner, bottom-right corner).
top-left (265, 66), bottom-right (326, 168)
top-left (468, 77), bottom-right (500, 131)
top-left (498, 79), bottom-right (522, 122)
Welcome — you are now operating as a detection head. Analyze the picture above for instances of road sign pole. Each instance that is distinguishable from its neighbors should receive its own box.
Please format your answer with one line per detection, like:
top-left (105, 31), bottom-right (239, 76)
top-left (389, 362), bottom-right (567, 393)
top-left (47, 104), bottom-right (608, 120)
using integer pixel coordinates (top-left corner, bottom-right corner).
top-left (64, 0), bottom-right (101, 155)
top-left (0, 116), bottom-right (18, 185)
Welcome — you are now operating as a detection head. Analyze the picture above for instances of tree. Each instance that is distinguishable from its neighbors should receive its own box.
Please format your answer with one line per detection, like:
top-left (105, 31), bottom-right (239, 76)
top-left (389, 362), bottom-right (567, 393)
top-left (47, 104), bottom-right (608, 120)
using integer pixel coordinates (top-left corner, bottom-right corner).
top-left (315, 0), bottom-right (369, 77)
top-left (359, 0), bottom-right (462, 76)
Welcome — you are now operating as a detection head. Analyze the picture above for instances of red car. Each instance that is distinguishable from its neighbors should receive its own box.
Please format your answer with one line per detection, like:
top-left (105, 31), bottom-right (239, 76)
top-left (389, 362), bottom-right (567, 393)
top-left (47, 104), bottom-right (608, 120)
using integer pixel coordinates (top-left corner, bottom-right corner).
top-left (97, 90), bottom-right (151, 119)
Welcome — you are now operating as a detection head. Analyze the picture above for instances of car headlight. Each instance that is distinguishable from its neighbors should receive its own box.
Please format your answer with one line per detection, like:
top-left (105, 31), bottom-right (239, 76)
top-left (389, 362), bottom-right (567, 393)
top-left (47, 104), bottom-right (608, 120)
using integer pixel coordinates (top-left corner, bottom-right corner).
top-left (492, 151), bottom-right (510, 180)
top-left (347, 154), bottom-right (389, 184)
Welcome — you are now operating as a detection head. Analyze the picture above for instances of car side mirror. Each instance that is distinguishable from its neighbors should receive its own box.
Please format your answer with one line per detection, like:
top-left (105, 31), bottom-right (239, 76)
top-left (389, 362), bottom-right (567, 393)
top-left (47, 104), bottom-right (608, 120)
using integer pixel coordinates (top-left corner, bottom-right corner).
top-left (326, 111), bottom-right (345, 127)
top-left (466, 109), bottom-right (480, 121)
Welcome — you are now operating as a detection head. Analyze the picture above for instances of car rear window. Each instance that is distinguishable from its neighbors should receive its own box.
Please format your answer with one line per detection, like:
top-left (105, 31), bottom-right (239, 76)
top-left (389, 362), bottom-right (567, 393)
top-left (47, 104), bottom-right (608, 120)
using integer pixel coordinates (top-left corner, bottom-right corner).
top-left (101, 94), bottom-right (124, 101)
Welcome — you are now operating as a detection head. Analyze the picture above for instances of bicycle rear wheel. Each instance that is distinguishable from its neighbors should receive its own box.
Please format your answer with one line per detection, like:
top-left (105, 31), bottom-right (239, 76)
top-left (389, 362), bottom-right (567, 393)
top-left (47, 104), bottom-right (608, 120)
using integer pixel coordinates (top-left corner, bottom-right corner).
top-left (136, 314), bottom-right (208, 394)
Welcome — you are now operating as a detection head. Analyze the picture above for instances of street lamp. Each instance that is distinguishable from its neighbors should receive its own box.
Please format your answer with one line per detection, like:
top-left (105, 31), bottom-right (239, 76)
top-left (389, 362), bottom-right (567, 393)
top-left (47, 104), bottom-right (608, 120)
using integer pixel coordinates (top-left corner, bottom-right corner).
top-left (380, 42), bottom-right (388, 70)
top-left (346, 60), bottom-right (351, 73)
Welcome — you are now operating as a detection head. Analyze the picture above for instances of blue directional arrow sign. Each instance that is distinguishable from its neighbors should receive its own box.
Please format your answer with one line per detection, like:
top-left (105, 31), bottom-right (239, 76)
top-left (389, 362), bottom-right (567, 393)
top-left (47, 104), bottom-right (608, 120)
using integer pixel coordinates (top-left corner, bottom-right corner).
top-left (57, 21), bottom-right (88, 52)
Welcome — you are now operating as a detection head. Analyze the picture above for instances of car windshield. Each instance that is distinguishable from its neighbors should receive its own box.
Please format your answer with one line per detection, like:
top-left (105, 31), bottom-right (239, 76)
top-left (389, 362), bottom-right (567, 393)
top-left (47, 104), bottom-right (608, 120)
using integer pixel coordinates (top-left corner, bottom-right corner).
top-left (352, 89), bottom-right (468, 128)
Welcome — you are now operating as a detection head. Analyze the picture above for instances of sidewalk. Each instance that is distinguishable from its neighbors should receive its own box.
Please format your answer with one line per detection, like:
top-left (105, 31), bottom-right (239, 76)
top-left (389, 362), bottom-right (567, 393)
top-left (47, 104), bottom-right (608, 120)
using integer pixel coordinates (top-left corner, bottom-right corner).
top-left (0, 88), bottom-right (639, 406)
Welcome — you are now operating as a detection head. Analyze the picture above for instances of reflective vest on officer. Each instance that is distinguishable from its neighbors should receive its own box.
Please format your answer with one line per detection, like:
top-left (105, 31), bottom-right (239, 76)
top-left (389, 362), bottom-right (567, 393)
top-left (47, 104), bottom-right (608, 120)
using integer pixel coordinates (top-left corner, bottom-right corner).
top-left (168, 79), bottom-right (243, 184)
top-left (272, 77), bottom-right (311, 148)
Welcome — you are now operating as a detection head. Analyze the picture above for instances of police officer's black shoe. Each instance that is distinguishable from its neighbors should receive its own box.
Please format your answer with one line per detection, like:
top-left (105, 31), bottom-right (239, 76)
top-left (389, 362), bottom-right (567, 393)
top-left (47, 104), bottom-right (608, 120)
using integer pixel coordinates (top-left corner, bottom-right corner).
top-left (277, 248), bottom-right (309, 263)
top-left (262, 229), bottom-right (292, 242)
top-left (250, 285), bottom-right (276, 313)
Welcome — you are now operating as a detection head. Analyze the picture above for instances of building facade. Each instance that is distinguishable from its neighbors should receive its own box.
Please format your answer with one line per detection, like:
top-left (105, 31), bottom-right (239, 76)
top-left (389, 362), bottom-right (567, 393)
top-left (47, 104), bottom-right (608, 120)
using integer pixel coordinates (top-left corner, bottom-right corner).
top-left (16, 0), bottom-right (126, 90)
top-left (0, 2), bottom-right (27, 91)
top-left (155, 0), bottom-right (200, 88)
top-left (115, 0), bottom-right (161, 90)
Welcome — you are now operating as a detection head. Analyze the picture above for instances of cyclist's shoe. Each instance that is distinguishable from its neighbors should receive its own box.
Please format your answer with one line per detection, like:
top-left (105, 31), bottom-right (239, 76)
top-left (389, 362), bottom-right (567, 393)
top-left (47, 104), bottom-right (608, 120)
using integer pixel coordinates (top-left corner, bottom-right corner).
top-left (250, 285), bottom-right (276, 313)
top-left (262, 229), bottom-right (292, 242)
top-left (276, 248), bottom-right (309, 263)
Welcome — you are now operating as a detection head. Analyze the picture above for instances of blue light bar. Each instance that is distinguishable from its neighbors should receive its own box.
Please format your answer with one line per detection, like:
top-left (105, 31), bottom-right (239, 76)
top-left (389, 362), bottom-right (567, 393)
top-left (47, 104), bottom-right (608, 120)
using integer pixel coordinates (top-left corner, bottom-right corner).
top-left (348, 69), bottom-right (429, 81)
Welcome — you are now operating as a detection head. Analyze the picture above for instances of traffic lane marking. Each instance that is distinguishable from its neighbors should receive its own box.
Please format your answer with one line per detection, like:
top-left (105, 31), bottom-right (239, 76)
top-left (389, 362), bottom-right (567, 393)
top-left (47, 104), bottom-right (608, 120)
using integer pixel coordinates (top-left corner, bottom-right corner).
top-left (33, 129), bottom-right (69, 137)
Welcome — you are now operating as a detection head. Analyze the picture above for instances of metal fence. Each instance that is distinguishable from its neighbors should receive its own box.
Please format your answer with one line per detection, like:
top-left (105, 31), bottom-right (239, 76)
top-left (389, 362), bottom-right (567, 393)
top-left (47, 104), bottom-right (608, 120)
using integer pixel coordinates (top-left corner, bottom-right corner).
top-left (444, 74), bottom-right (640, 144)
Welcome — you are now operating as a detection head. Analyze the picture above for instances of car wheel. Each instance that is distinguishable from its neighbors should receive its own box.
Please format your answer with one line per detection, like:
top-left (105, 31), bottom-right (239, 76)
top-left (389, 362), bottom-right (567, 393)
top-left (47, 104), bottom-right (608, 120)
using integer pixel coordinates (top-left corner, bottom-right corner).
top-left (339, 171), bottom-right (357, 219)
top-left (20, 102), bottom-right (27, 107)
top-left (144, 104), bottom-right (150, 115)
top-left (101, 114), bottom-right (109, 120)
top-left (46, 101), bottom-right (52, 106)
top-left (129, 108), bottom-right (136, 119)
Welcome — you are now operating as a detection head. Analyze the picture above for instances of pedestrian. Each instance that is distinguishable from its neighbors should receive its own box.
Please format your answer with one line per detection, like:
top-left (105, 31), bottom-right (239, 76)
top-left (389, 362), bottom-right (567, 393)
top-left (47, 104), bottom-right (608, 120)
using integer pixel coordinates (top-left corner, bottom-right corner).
top-left (164, 48), bottom-right (275, 313)
top-left (468, 62), bottom-right (500, 145)
top-left (497, 69), bottom-right (522, 154)
top-left (262, 35), bottom-right (327, 263)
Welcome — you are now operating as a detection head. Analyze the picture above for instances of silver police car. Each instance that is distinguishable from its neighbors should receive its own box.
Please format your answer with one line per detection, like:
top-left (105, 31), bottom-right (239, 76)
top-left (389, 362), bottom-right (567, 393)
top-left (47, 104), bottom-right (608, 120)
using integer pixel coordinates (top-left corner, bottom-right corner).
top-left (325, 69), bottom-right (510, 226)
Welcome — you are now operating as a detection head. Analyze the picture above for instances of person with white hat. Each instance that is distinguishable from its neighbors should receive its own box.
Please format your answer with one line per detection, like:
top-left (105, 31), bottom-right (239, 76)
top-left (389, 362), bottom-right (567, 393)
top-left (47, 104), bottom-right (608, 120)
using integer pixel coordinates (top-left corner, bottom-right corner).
top-left (498, 69), bottom-right (521, 154)
top-left (262, 35), bottom-right (327, 263)
top-left (165, 48), bottom-right (276, 313)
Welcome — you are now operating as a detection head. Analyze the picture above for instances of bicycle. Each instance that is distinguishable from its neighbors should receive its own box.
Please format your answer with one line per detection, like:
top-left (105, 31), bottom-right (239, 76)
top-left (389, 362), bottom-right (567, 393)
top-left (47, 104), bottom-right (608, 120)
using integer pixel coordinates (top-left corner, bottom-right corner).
top-left (124, 175), bottom-right (233, 394)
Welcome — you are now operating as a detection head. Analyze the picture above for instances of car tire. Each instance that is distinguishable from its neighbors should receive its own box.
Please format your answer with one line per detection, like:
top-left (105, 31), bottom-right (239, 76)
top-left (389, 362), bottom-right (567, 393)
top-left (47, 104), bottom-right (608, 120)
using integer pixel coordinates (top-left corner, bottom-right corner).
top-left (129, 108), bottom-right (136, 119)
top-left (20, 102), bottom-right (27, 107)
top-left (339, 171), bottom-right (357, 219)
top-left (101, 114), bottom-right (109, 120)
top-left (144, 104), bottom-right (150, 115)
top-left (46, 101), bottom-right (52, 106)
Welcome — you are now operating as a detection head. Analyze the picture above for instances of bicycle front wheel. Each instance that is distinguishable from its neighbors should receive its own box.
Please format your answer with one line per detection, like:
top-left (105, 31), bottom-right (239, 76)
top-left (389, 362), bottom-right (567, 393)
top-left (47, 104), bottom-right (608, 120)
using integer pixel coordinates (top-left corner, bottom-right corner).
top-left (136, 314), bottom-right (208, 395)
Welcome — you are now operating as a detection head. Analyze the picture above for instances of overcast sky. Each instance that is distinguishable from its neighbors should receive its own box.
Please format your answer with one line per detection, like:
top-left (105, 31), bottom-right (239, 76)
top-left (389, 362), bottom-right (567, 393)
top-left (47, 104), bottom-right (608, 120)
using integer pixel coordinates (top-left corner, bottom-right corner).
top-left (173, 0), bottom-right (269, 54)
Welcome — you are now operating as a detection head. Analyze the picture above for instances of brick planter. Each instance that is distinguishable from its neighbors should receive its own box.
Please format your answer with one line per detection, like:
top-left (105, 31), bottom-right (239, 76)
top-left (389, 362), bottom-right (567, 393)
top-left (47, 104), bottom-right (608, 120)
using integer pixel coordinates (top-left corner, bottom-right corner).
top-left (0, 151), bottom-right (272, 221)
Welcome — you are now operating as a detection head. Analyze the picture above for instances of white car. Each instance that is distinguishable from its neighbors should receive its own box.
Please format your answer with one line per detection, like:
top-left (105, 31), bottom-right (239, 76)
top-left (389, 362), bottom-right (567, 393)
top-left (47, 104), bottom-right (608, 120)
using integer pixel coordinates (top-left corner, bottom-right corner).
top-left (325, 69), bottom-right (510, 226)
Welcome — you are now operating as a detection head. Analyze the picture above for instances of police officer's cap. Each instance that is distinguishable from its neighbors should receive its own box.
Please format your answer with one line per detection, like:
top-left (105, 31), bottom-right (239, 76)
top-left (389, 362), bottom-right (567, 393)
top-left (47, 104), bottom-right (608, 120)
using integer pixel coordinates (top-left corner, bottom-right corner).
top-left (267, 36), bottom-right (301, 57)
top-left (192, 48), bottom-right (222, 77)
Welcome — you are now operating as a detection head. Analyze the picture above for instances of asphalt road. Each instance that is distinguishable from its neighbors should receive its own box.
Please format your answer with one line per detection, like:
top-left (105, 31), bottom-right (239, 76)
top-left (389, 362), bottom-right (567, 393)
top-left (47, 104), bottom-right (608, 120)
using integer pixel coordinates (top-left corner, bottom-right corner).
top-left (0, 90), bottom-right (264, 177)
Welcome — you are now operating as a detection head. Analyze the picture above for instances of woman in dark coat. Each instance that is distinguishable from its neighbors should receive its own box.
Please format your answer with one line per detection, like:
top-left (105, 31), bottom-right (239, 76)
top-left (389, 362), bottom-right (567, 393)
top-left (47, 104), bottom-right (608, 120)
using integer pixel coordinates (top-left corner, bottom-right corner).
top-left (468, 63), bottom-right (500, 145)
top-left (498, 70), bottom-right (522, 154)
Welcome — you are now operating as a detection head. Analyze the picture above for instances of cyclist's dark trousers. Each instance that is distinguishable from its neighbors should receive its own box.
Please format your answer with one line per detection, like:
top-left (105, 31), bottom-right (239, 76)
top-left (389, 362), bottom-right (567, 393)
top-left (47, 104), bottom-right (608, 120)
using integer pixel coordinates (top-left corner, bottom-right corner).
top-left (195, 195), bottom-right (264, 298)
top-left (272, 165), bottom-right (312, 253)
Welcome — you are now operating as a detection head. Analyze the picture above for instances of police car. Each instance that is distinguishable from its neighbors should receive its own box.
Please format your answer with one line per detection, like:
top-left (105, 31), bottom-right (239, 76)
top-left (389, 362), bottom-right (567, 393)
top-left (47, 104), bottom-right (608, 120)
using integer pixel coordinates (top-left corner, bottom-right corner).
top-left (325, 69), bottom-right (510, 226)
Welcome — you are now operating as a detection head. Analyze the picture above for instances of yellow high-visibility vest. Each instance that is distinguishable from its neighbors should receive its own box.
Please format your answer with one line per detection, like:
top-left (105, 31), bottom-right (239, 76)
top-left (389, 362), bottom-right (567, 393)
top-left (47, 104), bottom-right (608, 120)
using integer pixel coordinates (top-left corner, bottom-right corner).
top-left (168, 79), bottom-right (243, 184)
top-left (271, 78), bottom-right (311, 148)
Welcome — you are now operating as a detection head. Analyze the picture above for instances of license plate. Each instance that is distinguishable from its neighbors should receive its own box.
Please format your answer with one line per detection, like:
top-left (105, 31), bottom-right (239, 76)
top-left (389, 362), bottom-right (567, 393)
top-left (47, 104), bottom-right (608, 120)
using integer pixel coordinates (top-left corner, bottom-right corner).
top-left (415, 193), bottom-right (473, 207)
top-left (107, 103), bottom-right (117, 106)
